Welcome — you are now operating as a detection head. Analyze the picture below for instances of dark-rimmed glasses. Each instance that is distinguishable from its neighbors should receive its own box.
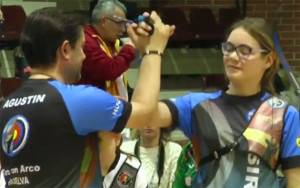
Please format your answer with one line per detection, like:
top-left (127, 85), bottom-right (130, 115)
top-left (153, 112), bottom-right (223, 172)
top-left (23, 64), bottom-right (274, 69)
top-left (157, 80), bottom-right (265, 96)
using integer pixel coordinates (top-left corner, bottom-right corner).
top-left (105, 17), bottom-right (126, 25)
top-left (221, 42), bottom-right (269, 60)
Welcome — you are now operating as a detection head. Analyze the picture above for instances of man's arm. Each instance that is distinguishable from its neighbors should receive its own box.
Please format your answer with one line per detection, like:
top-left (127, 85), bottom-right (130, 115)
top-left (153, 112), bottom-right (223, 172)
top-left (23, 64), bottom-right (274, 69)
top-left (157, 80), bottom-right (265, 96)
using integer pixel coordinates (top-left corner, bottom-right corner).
top-left (82, 36), bottom-right (135, 82)
top-left (150, 102), bottom-right (173, 128)
top-left (124, 11), bottom-right (175, 129)
top-left (283, 167), bottom-right (300, 188)
top-left (281, 106), bottom-right (300, 188)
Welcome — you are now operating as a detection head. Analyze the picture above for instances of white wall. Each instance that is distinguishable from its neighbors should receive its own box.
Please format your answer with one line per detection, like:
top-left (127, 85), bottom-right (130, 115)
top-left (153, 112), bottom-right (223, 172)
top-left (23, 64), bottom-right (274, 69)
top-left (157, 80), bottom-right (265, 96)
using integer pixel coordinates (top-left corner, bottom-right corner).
top-left (3, 0), bottom-right (56, 15)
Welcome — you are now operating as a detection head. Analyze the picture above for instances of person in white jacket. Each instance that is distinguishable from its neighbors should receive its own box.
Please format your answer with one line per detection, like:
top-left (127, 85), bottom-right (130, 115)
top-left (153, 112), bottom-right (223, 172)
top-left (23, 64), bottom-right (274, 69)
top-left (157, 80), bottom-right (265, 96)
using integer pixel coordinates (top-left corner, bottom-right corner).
top-left (101, 132), bottom-right (148, 188)
top-left (121, 127), bottom-right (182, 188)
top-left (0, 169), bottom-right (5, 188)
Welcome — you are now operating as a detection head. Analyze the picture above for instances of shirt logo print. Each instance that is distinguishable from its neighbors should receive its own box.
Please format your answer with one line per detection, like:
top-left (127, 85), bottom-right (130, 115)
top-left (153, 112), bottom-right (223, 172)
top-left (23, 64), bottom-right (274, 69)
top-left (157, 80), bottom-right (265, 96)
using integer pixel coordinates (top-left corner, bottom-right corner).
top-left (2, 115), bottom-right (30, 157)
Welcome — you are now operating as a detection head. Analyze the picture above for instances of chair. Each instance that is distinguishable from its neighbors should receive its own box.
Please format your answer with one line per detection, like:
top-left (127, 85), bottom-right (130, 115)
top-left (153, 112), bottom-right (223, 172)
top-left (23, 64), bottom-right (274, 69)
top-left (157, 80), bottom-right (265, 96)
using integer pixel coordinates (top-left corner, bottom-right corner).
top-left (137, 7), bottom-right (153, 15)
top-left (0, 77), bottom-right (23, 98)
top-left (218, 8), bottom-right (242, 36)
top-left (120, 0), bottom-right (139, 20)
top-left (202, 74), bottom-right (228, 90)
top-left (190, 8), bottom-right (223, 45)
top-left (161, 8), bottom-right (196, 46)
top-left (1, 5), bottom-right (27, 50)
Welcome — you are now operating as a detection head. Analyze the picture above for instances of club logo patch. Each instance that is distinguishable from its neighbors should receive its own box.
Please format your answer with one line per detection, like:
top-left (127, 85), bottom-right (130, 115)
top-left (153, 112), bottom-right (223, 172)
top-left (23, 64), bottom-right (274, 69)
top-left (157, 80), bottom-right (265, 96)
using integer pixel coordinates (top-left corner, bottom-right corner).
top-left (297, 136), bottom-right (300, 148)
top-left (268, 97), bottom-right (285, 109)
top-left (117, 171), bottom-right (133, 187)
top-left (2, 115), bottom-right (30, 157)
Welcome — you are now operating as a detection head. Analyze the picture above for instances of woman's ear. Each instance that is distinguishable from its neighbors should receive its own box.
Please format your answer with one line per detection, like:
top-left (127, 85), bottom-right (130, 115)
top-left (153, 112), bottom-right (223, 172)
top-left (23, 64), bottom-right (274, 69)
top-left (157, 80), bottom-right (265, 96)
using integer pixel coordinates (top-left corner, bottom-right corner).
top-left (265, 51), bottom-right (275, 69)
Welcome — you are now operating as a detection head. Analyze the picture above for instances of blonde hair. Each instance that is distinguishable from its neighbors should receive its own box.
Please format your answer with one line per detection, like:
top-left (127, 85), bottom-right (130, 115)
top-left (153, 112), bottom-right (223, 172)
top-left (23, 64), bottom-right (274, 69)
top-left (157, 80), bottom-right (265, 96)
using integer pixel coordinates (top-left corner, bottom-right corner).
top-left (130, 128), bottom-right (171, 142)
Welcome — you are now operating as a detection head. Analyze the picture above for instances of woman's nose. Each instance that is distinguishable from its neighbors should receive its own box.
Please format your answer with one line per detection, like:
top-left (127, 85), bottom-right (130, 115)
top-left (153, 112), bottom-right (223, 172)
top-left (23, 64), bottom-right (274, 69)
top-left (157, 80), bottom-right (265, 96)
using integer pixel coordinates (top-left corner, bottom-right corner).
top-left (228, 50), bottom-right (240, 61)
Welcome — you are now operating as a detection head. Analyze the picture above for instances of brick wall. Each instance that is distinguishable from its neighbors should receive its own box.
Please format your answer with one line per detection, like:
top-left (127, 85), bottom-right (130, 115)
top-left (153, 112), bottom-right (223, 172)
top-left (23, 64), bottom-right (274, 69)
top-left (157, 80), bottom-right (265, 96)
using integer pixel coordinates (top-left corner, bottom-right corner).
top-left (155, 0), bottom-right (300, 70)
top-left (247, 0), bottom-right (300, 70)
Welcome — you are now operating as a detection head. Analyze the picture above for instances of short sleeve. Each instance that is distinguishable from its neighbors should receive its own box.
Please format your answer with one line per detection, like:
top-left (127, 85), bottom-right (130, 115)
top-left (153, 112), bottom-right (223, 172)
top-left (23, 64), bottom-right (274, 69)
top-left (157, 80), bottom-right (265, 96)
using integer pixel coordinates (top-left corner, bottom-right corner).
top-left (49, 81), bottom-right (131, 135)
top-left (168, 94), bottom-right (194, 139)
top-left (167, 92), bottom-right (221, 140)
top-left (280, 105), bottom-right (300, 170)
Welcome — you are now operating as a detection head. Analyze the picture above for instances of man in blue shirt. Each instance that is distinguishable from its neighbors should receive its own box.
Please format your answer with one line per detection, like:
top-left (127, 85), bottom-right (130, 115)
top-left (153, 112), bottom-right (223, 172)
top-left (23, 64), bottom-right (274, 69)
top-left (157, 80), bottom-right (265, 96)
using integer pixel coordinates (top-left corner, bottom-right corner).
top-left (0, 7), bottom-right (175, 187)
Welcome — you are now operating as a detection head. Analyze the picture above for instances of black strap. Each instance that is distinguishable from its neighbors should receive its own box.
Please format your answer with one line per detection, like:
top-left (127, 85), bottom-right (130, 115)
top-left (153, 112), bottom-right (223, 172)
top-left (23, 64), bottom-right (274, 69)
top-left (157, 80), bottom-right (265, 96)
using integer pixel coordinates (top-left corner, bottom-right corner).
top-left (134, 139), bottom-right (164, 186)
top-left (199, 140), bottom-right (239, 166)
top-left (142, 50), bottom-right (163, 58)
top-left (236, 0), bottom-right (247, 18)
top-left (242, 0), bottom-right (247, 18)
top-left (157, 140), bottom-right (164, 185)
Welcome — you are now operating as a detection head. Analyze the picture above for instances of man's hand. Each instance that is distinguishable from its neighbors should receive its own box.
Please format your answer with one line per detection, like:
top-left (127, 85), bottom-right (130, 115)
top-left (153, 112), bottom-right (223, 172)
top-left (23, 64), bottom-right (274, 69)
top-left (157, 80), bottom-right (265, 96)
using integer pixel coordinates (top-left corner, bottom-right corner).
top-left (127, 11), bottom-right (175, 55)
top-left (126, 12), bottom-right (151, 54)
top-left (120, 37), bottom-right (135, 48)
top-left (147, 11), bottom-right (175, 53)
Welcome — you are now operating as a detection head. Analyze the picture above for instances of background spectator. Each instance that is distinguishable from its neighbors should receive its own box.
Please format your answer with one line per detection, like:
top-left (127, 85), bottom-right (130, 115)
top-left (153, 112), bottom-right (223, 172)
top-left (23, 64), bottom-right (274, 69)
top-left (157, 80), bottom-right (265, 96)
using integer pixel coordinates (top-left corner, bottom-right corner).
top-left (121, 127), bottom-right (182, 188)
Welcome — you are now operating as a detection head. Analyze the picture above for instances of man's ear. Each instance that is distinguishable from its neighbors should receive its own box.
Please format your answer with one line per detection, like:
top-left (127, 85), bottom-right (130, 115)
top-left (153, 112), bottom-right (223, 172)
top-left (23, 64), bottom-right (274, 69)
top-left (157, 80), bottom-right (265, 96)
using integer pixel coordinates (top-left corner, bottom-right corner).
top-left (100, 17), bottom-right (107, 26)
top-left (58, 40), bottom-right (71, 61)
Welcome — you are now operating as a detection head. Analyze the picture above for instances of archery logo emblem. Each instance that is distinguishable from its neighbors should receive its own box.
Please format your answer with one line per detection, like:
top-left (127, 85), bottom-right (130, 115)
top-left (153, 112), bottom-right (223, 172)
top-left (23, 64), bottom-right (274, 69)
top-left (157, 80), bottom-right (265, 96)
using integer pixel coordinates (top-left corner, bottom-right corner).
top-left (2, 115), bottom-right (30, 157)
top-left (117, 171), bottom-right (133, 187)
top-left (268, 97), bottom-right (285, 109)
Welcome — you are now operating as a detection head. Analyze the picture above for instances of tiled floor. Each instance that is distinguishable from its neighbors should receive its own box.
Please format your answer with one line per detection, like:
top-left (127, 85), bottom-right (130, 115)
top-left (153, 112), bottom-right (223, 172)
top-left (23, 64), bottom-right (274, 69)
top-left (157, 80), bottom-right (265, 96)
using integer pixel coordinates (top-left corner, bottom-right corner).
top-left (0, 47), bottom-right (224, 140)
top-left (128, 47), bottom-right (224, 98)
top-left (130, 47), bottom-right (224, 75)
top-left (1, 47), bottom-right (224, 76)
top-left (0, 47), bottom-right (225, 97)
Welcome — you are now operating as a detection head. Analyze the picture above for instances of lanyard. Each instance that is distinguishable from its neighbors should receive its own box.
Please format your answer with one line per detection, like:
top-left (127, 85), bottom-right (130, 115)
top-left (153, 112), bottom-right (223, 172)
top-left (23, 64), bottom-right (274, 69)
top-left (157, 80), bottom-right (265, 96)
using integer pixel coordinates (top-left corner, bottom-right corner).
top-left (134, 139), bottom-right (165, 187)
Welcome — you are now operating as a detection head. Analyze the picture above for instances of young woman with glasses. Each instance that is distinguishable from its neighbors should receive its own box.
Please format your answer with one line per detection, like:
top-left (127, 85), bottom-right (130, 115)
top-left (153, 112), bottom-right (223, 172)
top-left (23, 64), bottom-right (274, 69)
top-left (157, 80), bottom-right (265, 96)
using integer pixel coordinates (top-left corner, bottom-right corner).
top-left (149, 17), bottom-right (300, 187)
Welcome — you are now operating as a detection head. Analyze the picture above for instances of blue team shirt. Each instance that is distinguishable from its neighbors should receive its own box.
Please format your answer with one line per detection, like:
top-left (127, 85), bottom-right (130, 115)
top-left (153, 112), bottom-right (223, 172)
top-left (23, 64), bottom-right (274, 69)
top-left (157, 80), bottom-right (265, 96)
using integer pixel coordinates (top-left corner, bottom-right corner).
top-left (0, 79), bottom-right (131, 187)
top-left (49, 80), bottom-right (125, 135)
top-left (168, 91), bottom-right (300, 187)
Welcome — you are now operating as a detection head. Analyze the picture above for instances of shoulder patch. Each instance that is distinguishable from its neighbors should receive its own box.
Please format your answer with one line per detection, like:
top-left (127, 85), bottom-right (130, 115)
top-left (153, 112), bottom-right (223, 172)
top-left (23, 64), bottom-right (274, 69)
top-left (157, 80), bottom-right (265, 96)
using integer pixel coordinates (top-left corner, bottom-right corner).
top-left (268, 97), bottom-right (286, 109)
top-left (117, 171), bottom-right (133, 188)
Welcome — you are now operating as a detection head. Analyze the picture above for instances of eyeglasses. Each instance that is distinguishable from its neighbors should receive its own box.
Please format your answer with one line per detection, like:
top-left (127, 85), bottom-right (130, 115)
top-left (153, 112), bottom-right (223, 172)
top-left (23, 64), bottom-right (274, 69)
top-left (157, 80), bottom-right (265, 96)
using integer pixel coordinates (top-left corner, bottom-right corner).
top-left (106, 17), bottom-right (124, 25)
top-left (221, 42), bottom-right (269, 60)
top-left (105, 15), bottom-right (129, 25)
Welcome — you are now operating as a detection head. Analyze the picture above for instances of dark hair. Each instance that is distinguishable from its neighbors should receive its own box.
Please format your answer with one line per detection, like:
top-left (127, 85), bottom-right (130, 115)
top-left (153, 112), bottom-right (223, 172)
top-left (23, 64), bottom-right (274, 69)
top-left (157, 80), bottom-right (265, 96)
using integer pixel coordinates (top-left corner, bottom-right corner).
top-left (20, 7), bottom-right (85, 68)
top-left (225, 17), bottom-right (279, 95)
